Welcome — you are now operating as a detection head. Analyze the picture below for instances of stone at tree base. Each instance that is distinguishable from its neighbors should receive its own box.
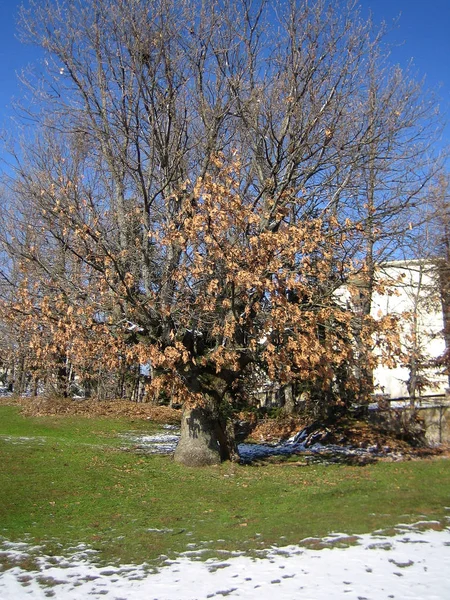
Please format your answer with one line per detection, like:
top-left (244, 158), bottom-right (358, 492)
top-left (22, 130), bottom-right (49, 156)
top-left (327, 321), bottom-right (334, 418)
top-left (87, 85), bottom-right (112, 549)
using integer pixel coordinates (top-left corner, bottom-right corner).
top-left (174, 405), bottom-right (222, 466)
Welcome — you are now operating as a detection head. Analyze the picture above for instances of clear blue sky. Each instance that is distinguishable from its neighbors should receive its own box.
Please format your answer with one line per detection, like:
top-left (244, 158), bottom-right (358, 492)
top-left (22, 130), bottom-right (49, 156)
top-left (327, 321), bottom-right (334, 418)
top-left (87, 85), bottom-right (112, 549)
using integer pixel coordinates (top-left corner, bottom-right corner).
top-left (0, 0), bottom-right (28, 119)
top-left (0, 0), bottom-right (449, 147)
top-left (359, 0), bottom-right (450, 134)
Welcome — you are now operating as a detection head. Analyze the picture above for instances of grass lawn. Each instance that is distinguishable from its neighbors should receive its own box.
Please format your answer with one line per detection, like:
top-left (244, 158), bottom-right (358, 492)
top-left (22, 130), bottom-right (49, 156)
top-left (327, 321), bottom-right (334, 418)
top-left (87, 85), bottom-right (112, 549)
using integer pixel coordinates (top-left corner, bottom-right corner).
top-left (1, 404), bottom-right (449, 566)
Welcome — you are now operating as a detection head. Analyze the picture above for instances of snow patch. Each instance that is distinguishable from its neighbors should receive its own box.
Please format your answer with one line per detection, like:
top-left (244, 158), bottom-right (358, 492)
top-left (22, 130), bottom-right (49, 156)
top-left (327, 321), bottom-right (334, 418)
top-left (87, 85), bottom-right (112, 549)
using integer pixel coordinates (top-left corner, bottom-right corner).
top-left (120, 432), bottom-right (181, 455)
top-left (0, 435), bottom-right (47, 446)
top-left (119, 430), bottom-right (391, 463)
top-left (1, 526), bottom-right (449, 599)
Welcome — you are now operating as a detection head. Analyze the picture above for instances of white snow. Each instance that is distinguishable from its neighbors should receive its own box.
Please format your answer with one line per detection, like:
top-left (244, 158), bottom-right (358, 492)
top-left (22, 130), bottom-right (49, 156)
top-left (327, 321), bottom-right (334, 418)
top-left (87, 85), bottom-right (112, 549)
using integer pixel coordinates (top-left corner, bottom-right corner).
top-left (1, 524), bottom-right (449, 599)
top-left (118, 431), bottom-right (390, 463)
top-left (120, 432), bottom-right (181, 454)
top-left (0, 435), bottom-right (47, 446)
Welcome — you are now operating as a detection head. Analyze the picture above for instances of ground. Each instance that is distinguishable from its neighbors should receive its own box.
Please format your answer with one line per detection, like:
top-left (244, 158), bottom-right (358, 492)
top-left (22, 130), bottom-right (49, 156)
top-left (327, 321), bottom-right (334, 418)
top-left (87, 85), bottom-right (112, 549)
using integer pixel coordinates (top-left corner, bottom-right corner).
top-left (2, 396), bottom-right (448, 460)
top-left (1, 524), bottom-right (449, 599)
top-left (1, 395), bottom-right (449, 598)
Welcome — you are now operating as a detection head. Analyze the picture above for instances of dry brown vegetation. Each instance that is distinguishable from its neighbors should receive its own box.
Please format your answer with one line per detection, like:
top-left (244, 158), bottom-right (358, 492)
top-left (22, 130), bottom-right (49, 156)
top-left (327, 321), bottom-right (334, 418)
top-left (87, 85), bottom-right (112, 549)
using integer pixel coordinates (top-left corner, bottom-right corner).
top-left (1, 395), bottom-right (181, 424)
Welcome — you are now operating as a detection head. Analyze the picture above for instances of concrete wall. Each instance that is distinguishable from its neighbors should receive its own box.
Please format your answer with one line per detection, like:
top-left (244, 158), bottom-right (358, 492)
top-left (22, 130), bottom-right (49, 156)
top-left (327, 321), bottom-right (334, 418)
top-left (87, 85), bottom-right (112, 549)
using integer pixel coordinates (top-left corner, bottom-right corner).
top-left (417, 404), bottom-right (450, 445)
top-left (369, 401), bottom-right (450, 446)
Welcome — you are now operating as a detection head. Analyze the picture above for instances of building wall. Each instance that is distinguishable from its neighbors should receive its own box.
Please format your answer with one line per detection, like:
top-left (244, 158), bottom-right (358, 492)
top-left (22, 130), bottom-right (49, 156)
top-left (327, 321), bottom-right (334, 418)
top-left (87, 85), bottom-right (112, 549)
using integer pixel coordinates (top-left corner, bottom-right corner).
top-left (371, 260), bottom-right (448, 399)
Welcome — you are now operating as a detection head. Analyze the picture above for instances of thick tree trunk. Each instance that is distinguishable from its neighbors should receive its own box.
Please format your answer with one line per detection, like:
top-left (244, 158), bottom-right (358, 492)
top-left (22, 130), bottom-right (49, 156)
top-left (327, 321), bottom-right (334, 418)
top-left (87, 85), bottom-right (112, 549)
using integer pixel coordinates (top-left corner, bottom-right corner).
top-left (172, 364), bottom-right (241, 466)
top-left (174, 400), bottom-right (239, 466)
top-left (174, 405), bottom-right (223, 466)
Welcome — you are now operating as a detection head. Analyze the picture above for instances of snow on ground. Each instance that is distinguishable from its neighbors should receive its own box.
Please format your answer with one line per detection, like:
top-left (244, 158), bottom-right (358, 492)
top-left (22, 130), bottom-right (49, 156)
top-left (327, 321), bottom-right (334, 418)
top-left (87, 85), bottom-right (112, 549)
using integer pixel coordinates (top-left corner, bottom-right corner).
top-left (119, 430), bottom-right (388, 464)
top-left (1, 523), bottom-right (449, 600)
top-left (120, 431), bottom-right (181, 455)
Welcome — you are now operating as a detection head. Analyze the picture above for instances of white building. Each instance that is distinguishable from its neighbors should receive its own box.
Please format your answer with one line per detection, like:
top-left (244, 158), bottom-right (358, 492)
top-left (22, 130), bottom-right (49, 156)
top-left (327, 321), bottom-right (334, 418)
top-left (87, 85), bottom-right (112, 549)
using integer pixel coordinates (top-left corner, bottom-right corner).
top-left (371, 260), bottom-right (448, 399)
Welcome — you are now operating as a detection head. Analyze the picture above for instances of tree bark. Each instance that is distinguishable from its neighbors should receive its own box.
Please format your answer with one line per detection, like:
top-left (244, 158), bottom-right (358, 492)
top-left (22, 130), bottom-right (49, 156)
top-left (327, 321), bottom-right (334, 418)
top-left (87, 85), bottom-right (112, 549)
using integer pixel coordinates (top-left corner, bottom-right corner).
top-left (174, 404), bottom-right (223, 466)
top-left (173, 382), bottom-right (239, 466)
top-left (282, 384), bottom-right (296, 415)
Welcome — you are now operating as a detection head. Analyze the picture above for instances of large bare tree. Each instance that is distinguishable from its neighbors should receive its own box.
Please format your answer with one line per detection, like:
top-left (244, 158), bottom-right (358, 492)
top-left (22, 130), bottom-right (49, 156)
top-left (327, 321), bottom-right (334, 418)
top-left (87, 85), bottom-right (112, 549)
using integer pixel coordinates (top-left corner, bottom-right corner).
top-left (0, 0), bottom-right (444, 464)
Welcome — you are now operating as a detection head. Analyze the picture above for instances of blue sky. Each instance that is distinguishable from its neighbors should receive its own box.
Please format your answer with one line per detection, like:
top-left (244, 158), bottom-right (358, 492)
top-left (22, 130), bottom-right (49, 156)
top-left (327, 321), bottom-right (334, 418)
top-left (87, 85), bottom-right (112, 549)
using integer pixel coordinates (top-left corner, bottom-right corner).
top-left (359, 0), bottom-right (450, 113)
top-left (0, 0), bottom-right (449, 148)
top-left (359, 0), bottom-right (450, 155)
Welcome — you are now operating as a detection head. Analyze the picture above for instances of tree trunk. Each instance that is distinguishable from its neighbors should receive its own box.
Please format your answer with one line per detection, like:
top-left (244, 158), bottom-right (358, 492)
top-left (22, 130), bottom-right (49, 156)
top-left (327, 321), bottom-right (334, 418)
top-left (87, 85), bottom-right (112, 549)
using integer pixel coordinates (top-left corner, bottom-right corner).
top-left (15, 356), bottom-right (27, 396)
top-left (173, 367), bottom-right (240, 466)
top-left (56, 356), bottom-right (70, 398)
top-left (282, 384), bottom-right (296, 415)
top-left (174, 399), bottom-right (239, 466)
top-left (174, 404), bottom-right (223, 466)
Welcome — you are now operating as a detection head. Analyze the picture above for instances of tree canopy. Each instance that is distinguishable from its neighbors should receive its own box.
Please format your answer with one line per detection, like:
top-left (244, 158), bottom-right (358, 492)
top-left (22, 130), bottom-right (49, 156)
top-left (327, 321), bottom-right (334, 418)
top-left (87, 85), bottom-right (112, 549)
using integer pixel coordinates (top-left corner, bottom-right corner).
top-left (0, 0), bottom-right (445, 464)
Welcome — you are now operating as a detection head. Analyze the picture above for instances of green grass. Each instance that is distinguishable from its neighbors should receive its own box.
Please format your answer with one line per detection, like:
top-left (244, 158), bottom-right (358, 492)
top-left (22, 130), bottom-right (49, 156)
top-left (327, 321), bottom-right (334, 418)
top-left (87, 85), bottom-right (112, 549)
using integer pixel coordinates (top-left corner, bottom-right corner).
top-left (1, 405), bottom-right (449, 566)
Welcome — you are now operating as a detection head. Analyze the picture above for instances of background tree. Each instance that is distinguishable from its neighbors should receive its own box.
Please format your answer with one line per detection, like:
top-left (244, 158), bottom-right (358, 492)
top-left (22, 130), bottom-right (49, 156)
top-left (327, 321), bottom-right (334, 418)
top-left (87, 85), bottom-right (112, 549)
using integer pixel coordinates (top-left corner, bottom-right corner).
top-left (421, 173), bottom-right (450, 385)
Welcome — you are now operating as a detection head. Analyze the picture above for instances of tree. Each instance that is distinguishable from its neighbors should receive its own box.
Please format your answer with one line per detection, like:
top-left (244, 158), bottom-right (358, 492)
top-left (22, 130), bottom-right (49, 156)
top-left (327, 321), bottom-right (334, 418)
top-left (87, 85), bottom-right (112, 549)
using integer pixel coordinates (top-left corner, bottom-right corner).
top-left (421, 173), bottom-right (450, 386)
top-left (0, 0), bottom-right (444, 465)
top-left (343, 40), bottom-right (444, 400)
